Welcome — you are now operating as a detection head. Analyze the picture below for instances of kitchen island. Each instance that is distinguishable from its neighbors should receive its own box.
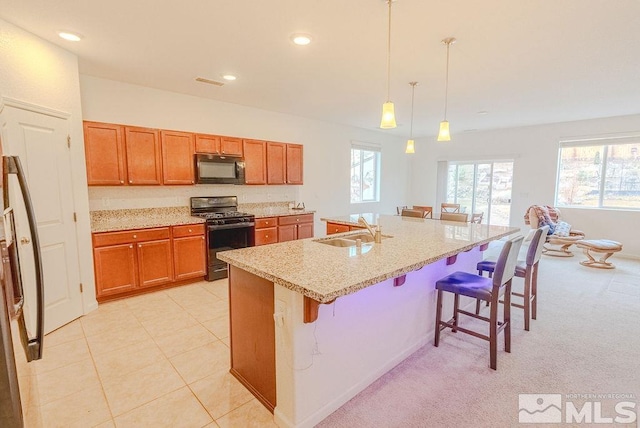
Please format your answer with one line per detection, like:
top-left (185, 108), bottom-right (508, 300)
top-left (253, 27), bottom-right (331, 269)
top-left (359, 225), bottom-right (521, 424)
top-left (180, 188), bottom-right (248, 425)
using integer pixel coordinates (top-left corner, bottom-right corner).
top-left (218, 215), bottom-right (518, 428)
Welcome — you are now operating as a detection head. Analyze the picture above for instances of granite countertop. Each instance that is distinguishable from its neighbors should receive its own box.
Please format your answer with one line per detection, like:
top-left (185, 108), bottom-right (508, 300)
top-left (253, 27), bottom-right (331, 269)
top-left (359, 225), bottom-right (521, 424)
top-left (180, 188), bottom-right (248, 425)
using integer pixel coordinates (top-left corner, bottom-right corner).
top-left (218, 214), bottom-right (519, 303)
top-left (320, 212), bottom-right (381, 227)
top-left (90, 204), bottom-right (316, 233)
top-left (91, 207), bottom-right (205, 233)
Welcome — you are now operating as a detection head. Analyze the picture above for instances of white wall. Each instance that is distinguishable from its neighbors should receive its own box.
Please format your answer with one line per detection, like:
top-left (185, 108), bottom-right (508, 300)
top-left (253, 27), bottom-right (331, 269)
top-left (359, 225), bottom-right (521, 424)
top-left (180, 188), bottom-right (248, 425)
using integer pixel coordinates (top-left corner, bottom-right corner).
top-left (409, 114), bottom-right (640, 257)
top-left (80, 76), bottom-right (411, 235)
top-left (0, 18), bottom-right (97, 312)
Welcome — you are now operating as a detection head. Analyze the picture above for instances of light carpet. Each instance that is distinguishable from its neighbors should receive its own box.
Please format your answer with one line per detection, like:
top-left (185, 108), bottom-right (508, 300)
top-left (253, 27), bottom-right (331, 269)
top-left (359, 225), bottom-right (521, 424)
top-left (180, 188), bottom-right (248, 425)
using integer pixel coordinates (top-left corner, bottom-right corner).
top-left (317, 253), bottom-right (640, 427)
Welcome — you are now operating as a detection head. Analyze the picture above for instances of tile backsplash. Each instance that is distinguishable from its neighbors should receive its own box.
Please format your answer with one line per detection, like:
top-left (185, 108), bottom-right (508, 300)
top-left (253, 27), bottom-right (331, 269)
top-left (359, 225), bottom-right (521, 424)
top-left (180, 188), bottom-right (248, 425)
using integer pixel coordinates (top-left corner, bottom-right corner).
top-left (88, 185), bottom-right (299, 211)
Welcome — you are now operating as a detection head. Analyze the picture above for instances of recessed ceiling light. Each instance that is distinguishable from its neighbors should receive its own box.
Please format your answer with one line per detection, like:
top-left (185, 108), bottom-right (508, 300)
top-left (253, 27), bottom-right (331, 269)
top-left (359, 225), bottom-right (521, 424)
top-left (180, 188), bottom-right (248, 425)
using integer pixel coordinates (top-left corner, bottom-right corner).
top-left (291, 34), bottom-right (312, 46)
top-left (222, 75), bottom-right (237, 81)
top-left (58, 31), bottom-right (82, 42)
top-left (477, 110), bottom-right (489, 115)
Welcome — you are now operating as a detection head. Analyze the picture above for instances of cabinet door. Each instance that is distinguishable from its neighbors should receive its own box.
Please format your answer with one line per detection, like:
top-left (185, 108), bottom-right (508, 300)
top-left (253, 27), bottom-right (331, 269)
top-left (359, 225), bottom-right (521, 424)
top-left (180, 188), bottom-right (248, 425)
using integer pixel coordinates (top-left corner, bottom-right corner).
top-left (161, 130), bottom-right (195, 185)
top-left (278, 224), bottom-right (297, 242)
top-left (297, 223), bottom-right (314, 239)
top-left (93, 244), bottom-right (137, 298)
top-left (173, 235), bottom-right (206, 280)
top-left (137, 239), bottom-right (173, 288)
top-left (266, 142), bottom-right (287, 184)
top-left (243, 140), bottom-right (267, 184)
top-left (286, 144), bottom-right (303, 185)
top-left (220, 137), bottom-right (243, 156)
top-left (83, 121), bottom-right (127, 185)
top-left (125, 126), bottom-right (163, 185)
top-left (195, 134), bottom-right (220, 154)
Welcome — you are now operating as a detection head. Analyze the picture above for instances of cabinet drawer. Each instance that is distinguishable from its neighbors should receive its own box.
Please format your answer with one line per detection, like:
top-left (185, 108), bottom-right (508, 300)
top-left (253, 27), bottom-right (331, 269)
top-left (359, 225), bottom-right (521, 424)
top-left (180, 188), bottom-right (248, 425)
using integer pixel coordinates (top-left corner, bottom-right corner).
top-left (172, 223), bottom-right (205, 238)
top-left (93, 227), bottom-right (171, 247)
top-left (255, 217), bottom-right (277, 229)
top-left (255, 227), bottom-right (278, 246)
top-left (278, 214), bottom-right (313, 226)
top-left (326, 223), bottom-right (350, 235)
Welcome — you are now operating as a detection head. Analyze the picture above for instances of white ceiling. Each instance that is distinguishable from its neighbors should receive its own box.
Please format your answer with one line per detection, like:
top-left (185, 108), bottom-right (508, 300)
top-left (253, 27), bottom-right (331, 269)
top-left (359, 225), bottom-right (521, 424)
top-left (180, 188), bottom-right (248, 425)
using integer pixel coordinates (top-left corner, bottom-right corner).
top-left (2, 0), bottom-right (639, 138)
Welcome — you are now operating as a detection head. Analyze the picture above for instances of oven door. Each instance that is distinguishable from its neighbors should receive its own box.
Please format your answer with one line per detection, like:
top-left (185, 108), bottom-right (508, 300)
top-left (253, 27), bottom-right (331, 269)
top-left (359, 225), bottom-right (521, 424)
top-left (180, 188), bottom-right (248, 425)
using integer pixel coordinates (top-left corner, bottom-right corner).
top-left (207, 222), bottom-right (255, 280)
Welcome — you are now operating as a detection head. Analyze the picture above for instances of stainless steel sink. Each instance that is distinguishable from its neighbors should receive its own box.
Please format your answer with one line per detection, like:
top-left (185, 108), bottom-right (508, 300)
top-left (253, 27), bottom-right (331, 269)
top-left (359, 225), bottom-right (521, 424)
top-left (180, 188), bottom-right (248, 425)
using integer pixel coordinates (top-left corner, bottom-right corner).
top-left (315, 232), bottom-right (389, 248)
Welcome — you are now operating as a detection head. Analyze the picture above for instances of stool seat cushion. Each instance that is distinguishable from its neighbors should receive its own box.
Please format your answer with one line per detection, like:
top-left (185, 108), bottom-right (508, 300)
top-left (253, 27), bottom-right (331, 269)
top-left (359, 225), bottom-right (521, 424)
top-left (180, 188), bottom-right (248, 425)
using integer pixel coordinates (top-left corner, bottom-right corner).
top-left (576, 239), bottom-right (622, 251)
top-left (436, 271), bottom-right (494, 301)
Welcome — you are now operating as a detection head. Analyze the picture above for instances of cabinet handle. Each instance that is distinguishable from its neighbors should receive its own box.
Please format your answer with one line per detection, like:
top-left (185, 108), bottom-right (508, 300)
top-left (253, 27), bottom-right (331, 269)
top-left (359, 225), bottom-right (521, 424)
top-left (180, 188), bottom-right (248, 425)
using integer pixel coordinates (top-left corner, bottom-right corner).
top-left (129, 245), bottom-right (133, 248)
top-left (265, 235), bottom-right (269, 238)
top-left (129, 180), bottom-right (133, 183)
top-left (296, 219), bottom-right (299, 222)
top-left (201, 237), bottom-right (204, 240)
top-left (120, 180), bottom-right (124, 184)
top-left (133, 234), bottom-right (137, 238)
top-left (188, 229), bottom-right (192, 232)
top-left (138, 244), bottom-right (141, 248)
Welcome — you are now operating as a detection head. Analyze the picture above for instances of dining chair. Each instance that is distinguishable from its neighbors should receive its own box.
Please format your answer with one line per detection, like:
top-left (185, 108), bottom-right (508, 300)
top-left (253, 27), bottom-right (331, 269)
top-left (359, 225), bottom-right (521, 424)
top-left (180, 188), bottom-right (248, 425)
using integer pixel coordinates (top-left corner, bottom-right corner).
top-left (476, 225), bottom-right (549, 331)
top-left (401, 209), bottom-right (424, 218)
top-left (396, 205), bottom-right (408, 215)
top-left (440, 212), bottom-right (468, 222)
top-left (470, 212), bottom-right (484, 224)
top-left (434, 234), bottom-right (523, 370)
top-left (441, 203), bottom-right (460, 213)
top-left (412, 205), bottom-right (433, 219)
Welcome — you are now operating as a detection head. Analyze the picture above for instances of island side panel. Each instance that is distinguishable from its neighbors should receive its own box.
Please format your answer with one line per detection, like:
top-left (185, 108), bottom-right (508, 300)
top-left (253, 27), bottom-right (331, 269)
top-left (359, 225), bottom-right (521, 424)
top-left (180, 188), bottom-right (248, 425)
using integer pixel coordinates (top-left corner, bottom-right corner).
top-left (229, 265), bottom-right (277, 412)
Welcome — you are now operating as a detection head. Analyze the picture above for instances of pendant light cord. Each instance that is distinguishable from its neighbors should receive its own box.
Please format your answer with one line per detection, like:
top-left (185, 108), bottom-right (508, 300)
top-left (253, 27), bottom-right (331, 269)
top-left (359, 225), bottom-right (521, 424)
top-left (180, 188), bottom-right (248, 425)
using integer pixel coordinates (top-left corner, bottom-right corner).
top-left (386, 0), bottom-right (392, 102)
top-left (443, 41), bottom-right (450, 120)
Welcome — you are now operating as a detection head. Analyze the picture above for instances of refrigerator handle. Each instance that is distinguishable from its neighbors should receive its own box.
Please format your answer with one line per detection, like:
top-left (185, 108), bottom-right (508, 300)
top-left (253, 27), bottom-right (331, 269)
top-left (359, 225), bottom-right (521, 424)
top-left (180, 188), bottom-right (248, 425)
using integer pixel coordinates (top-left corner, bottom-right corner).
top-left (3, 156), bottom-right (45, 361)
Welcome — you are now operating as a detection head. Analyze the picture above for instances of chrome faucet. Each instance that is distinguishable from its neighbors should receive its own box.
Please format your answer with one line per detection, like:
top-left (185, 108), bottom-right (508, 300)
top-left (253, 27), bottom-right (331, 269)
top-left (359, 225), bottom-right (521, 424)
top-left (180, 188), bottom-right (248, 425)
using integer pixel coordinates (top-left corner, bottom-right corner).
top-left (358, 217), bottom-right (382, 244)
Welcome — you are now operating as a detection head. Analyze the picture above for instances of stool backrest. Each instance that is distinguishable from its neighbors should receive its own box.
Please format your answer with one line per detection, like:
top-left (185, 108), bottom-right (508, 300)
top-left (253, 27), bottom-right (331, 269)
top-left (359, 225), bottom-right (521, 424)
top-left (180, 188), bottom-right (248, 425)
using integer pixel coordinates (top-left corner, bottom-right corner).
top-left (440, 212), bottom-right (468, 222)
top-left (493, 235), bottom-right (524, 288)
top-left (401, 209), bottom-right (425, 218)
top-left (526, 225), bottom-right (550, 266)
top-left (412, 205), bottom-right (433, 218)
top-left (441, 203), bottom-right (460, 213)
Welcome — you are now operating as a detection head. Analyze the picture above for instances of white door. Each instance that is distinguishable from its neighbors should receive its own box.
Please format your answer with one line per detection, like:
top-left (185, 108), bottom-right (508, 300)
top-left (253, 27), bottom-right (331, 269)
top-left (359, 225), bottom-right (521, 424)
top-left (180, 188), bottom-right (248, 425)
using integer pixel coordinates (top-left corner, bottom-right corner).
top-left (0, 105), bottom-right (83, 334)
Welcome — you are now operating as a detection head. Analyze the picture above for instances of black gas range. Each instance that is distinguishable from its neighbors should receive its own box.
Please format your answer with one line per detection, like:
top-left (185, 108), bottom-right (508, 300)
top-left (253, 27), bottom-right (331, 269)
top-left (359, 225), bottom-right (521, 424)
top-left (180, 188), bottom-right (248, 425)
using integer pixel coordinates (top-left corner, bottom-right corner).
top-left (190, 196), bottom-right (255, 281)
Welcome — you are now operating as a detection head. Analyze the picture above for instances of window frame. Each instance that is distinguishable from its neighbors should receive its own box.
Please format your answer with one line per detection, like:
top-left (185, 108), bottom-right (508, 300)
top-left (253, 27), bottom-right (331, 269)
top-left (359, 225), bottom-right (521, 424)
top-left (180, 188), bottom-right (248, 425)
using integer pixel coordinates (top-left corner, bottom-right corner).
top-left (350, 143), bottom-right (381, 204)
top-left (555, 134), bottom-right (640, 210)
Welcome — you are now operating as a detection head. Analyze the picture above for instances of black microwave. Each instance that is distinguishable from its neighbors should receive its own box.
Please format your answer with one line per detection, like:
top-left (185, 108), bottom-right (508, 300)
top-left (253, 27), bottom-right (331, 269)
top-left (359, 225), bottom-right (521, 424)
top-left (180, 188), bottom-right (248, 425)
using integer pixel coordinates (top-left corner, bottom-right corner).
top-left (195, 154), bottom-right (245, 185)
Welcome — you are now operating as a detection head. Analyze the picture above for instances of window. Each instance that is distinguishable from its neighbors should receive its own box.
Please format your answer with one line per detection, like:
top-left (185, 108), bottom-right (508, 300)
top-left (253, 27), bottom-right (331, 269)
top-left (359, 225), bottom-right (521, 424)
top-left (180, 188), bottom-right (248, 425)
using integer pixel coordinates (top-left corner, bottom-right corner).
top-left (556, 136), bottom-right (640, 209)
top-left (350, 144), bottom-right (381, 203)
top-left (445, 160), bottom-right (514, 226)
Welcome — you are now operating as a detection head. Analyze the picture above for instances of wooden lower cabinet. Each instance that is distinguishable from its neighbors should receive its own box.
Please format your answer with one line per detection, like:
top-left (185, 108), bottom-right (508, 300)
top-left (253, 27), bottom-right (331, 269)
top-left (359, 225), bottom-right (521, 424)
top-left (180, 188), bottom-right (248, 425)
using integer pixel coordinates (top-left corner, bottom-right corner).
top-left (326, 222), bottom-right (365, 235)
top-left (278, 224), bottom-right (296, 242)
top-left (254, 214), bottom-right (314, 245)
top-left (173, 225), bottom-right (206, 280)
top-left (93, 224), bottom-right (205, 300)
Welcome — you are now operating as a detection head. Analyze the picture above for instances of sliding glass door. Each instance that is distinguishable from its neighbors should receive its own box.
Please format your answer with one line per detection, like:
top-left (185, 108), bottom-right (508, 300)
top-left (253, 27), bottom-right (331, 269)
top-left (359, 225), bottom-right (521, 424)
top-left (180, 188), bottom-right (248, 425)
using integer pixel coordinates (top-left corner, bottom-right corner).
top-left (446, 161), bottom-right (513, 225)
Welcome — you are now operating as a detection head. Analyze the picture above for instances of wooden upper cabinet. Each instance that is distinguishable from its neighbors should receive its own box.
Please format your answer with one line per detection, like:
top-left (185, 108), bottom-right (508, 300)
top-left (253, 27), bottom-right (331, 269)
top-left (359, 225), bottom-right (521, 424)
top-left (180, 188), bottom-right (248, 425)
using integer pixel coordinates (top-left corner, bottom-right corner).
top-left (124, 126), bottom-right (163, 185)
top-left (243, 139), bottom-right (267, 184)
top-left (83, 121), bottom-right (127, 185)
top-left (195, 134), bottom-right (220, 154)
top-left (161, 130), bottom-right (195, 185)
top-left (195, 134), bottom-right (243, 157)
top-left (266, 142), bottom-right (287, 185)
top-left (220, 137), bottom-right (243, 156)
top-left (286, 144), bottom-right (303, 185)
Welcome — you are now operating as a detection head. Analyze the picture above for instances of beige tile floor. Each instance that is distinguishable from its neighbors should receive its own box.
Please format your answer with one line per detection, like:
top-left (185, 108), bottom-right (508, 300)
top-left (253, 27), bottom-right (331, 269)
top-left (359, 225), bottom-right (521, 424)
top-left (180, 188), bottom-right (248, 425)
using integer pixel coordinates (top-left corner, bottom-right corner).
top-left (33, 279), bottom-right (278, 428)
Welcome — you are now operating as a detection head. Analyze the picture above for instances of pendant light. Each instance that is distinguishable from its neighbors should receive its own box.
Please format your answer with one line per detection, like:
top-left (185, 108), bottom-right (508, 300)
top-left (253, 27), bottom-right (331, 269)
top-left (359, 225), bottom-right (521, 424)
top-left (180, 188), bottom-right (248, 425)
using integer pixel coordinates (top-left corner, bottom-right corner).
top-left (405, 82), bottom-right (418, 154)
top-left (437, 37), bottom-right (456, 141)
top-left (380, 0), bottom-right (396, 129)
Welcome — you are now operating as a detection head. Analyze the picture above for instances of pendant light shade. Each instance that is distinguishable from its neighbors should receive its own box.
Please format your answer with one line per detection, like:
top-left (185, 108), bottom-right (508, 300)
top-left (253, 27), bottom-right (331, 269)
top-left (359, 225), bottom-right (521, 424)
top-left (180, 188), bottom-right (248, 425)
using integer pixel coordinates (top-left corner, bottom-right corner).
top-left (437, 37), bottom-right (456, 141)
top-left (406, 81), bottom-right (418, 153)
top-left (437, 121), bottom-right (450, 141)
top-left (380, 0), bottom-right (396, 129)
top-left (405, 139), bottom-right (415, 154)
top-left (381, 102), bottom-right (397, 129)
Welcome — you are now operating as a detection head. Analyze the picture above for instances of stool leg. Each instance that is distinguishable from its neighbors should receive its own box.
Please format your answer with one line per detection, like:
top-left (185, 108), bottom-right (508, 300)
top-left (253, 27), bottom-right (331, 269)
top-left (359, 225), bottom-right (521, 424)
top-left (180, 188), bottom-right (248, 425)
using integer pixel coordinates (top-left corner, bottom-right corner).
top-left (504, 279), bottom-right (512, 354)
top-left (489, 291), bottom-right (498, 370)
top-left (434, 289), bottom-right (443, 347)
top-left (532, 262), bottom-right (539, 320)
top-left (523, 267), bottom-right (532, 331)
top-left (475, 298), bottom-right (481, 315)
top-left (453, 294), bottom-right (460, 333)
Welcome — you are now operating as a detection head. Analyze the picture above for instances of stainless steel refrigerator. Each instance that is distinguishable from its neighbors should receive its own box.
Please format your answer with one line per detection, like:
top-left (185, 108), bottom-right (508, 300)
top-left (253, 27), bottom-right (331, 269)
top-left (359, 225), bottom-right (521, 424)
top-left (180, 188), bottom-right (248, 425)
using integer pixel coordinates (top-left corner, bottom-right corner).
top-left (0, 155), bottom-right (45, 428)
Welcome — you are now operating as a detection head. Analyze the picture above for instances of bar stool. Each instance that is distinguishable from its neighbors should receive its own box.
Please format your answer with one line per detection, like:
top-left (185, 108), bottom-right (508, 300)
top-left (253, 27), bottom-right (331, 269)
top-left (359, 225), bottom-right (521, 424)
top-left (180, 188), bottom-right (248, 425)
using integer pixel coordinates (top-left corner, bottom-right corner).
top-left (441, 202), bottom-right (460, 213)
top-left (401, 209), bottom-right (424, 218)
top-left (476, 226), bottom-right (549, 331)
top-left (434, 234), bottom-right (523, 370)
top-left (412, 205), bottom-right (433, 219)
